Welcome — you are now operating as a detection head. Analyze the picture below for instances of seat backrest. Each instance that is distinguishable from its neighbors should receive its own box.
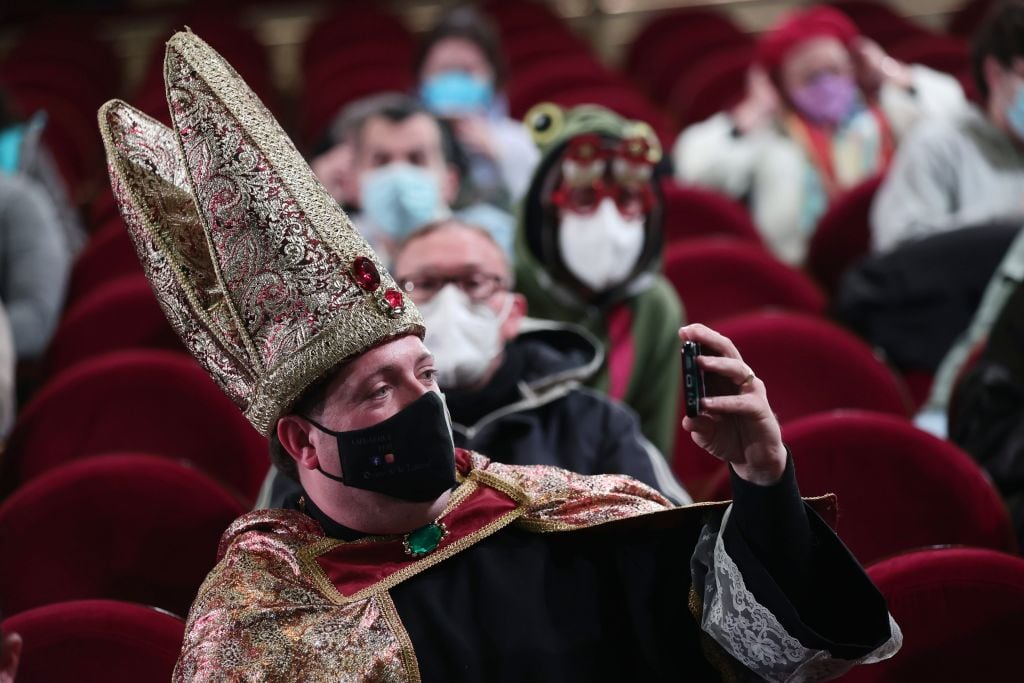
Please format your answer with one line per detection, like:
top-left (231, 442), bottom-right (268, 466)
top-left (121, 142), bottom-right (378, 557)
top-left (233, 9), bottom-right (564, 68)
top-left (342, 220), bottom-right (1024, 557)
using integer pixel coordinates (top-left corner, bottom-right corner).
top-left (660, 181), bottom-right (763, 246)
top-left (44, 275), bottom-right (182, 377)
top-left (2, 350), bottom-right (269, 504)
top-left (712, 311), bottom-right (911, 422)
top-left (624, 8), bottom-right (742, 79)
top-left (67, 221), bottom-right (143, 305)
top-left (0, 455), bottom-right (246, 617)
top-left (662, 239), bottom-right (826, 324)
top-left (668, 46), bottom-right (753, 129)
top-left (705, 411), bottom-right (1016, 563)
top-left (841, 547), bottom-right (1024, 682)
top-left (1, 599), bottom-right (184, 683)
top-left (805, 173), bottom-right (883, 296)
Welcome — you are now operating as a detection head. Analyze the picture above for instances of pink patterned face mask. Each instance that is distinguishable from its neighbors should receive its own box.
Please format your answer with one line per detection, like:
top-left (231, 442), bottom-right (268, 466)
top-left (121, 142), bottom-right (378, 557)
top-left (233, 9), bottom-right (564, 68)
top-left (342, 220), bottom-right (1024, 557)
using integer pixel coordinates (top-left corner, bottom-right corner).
top-left (789, 73), bottom-right (860, 126)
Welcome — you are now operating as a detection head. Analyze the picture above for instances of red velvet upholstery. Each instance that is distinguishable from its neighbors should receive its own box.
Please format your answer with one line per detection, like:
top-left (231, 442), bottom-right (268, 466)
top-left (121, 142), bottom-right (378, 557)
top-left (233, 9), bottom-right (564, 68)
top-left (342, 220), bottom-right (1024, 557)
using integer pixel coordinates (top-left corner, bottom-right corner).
top-left (2, 350), bottom-right (269, 505)
top-left (662, 239), bottom-right (827, 324)
top-left (302, 7), bottom-right (413, 72)
top-left (947, 0), bottom-right (995, 39)
top-left (805, 173), bottom-right (883, 296)
top-left (668, 46), bottom-right (753, 129)
top-left (0, 455), bottom-right (245, 617)
top-left (501, 26), bottom-right (591, 69)
top-left (705, 411), bottom-right (1016, 564)
top-left (67, 221), bottom-right (144, 306)
top-left (45, 275), bottom-right (183, 377)
top-left (660, 181), bottom-right (764, 245)
top-left (826, 0), bottom-right (929, 48)
top-left (840, 548), bottom-right (1024, 681)
top-left (507, 56), bottom-right (620, 115)
top-left (1, 599), bottom-right (184, 683)
top-left (625, 8), bottom-right (743, 81)
top-left (302, 64), bottom-right (415, 146)
top-left (710, 312), bottom-right (911, 423)
top-left (673, 312), bottom-right (910, 498)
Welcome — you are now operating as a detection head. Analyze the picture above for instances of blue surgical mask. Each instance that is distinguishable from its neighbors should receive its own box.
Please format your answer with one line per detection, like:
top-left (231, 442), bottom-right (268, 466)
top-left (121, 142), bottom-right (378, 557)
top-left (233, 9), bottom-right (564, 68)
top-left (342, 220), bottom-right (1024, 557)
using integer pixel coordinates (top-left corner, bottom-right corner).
top-left (1006, 82), bottom-right (1024, 142)
top-left (420, 71), bottom-right (495, 117)
top-left (0, 125), bottom-right (25, 174)
top-left (359, 163), bottom-right (449, 240)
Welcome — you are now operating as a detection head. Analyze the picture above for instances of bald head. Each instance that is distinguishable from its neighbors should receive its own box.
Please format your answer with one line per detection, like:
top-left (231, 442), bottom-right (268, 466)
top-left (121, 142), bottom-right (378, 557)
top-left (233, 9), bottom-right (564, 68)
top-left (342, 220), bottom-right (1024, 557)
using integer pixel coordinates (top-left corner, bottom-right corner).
top-left (395, 220), bottom-right (510, 284)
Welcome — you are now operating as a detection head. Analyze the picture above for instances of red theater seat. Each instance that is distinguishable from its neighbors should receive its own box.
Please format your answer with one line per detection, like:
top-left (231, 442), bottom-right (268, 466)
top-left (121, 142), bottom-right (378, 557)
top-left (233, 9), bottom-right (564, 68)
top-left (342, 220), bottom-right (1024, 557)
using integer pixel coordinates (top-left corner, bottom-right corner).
top-left (2, 350), bottom-right (269, 505)
top-left (0, 455), bottom-right (245, 617)
top-left (660, 182), bottom-right (763, 245)
top-left (44, 275), bottom-right (183, 376)
top-left (668, 46), bottom-right (753, 129)
top-left (673, 312), bottom-right (910, 498)
top-left (625, 9), bottom-right (745, 87)
top-left (67, 221), bottom-right (144, 306)
top-left (840, 548), bottom-right (1024, 681)
top-left (1, 600), bottom-right (184, 683)
top-left (805, 173), bottom-right (884, 295)
top-left (662, 239), bottom-right (826, 324)
top-left (705, 411), bottom-right (1016, 564)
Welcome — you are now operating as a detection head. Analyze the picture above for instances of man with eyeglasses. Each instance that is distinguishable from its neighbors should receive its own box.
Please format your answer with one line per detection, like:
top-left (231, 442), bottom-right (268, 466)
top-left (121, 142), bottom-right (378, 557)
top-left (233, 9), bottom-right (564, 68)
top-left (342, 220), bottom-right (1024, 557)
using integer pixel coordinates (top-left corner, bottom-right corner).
top-left (260, 218), bottom-right (689, 508)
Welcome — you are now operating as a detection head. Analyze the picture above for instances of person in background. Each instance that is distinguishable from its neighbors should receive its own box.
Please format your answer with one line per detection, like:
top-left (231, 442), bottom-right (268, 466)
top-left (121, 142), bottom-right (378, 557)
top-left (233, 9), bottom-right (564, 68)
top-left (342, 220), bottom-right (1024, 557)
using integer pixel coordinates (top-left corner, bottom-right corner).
top-left (515, 103), bottom-right (683, 460)
top-left (0, 90), bottom-right (85, 255)
top-left (310, 93), bottom-right (514, 267)
top-left (415, 6), bottom-right (539, 208)
top-left (674, 6), bottom-right (966, 265)
top-left (0, 174), bottom-right (69, 362)
top-left (871, 0), bottom-right (1024, 254)
top-left (948, 274), bottom-right (1024, 545)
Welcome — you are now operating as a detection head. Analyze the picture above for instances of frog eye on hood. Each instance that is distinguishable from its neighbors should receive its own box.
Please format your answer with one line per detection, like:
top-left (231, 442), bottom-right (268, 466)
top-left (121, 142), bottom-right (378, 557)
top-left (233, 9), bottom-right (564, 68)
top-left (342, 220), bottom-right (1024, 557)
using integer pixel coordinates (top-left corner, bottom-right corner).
top-left (524, 102), bottom-right (565, 148)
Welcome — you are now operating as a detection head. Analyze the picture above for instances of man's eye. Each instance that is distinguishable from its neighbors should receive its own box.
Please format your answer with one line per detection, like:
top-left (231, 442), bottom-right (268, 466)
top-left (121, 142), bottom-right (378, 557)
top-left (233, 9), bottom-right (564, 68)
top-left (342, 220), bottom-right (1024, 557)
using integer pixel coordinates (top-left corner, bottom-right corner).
top-left (422, 368), bottom-right (438, 383)
top-left (368, 385), bottom-right (390, 400)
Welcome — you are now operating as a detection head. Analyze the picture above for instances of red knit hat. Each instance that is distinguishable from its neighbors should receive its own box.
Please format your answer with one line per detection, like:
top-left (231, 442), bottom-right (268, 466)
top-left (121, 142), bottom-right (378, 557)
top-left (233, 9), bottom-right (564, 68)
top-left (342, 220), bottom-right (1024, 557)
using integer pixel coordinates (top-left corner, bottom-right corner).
top-left (756, 6), bottom-right (860, 74)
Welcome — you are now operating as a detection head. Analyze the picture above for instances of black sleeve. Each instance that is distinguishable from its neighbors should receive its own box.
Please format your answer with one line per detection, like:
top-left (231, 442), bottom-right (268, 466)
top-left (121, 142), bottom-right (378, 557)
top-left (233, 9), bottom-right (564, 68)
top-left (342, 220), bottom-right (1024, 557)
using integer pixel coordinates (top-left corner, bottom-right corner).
top-left (722, 453), bottom-right (893, 658)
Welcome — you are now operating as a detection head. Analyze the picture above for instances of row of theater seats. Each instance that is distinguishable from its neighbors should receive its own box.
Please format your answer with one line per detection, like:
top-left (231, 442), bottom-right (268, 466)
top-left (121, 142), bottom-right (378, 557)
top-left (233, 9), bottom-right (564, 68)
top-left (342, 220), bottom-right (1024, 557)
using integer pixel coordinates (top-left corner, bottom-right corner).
top-left (5, 545), bottom-right (1024, 682)
top-left (1, 1), bottom-right (1020, 678)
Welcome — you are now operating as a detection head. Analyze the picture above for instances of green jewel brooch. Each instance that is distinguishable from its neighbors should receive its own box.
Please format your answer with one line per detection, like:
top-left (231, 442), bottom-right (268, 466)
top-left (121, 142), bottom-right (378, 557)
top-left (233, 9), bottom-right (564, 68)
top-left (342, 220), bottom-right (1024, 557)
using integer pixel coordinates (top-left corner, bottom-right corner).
top-left (403, 521), bottom-right (449, 558)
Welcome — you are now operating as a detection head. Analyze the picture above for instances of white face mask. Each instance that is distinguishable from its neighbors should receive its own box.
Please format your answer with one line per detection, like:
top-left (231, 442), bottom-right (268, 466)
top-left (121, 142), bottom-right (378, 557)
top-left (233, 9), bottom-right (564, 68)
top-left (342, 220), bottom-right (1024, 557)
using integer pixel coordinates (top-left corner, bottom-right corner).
top-left (420, 284), bottom-right (513, 389)
top-left (557, 198), bottom-right (646, 293)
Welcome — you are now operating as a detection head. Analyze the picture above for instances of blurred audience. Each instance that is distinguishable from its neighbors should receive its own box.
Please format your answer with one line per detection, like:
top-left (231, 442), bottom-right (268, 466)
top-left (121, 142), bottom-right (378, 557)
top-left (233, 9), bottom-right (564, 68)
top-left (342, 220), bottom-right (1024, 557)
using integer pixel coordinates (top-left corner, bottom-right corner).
top-left (310, 93), bottom-right (514, 266)
top-left (674, 6), bottom-right (966, 265)
top-left (872, 0), bottom-right (1024, 253)
top-left (415, 6), bottom-right (540, 207)
top-left (918, 224), bottom-right (1024, 436)
top-left (0, 90), bottom-right (86, 255)
top-left (0, 174), bottom-right (69, 361)
top-left (515, 103), bottom-right (683, 459)
top-left (259, 218), bottom-right (688, 508)
top-left (949, 274), bottom-right (1024, 545)
top-left (0, 302), bottom-right (14, 440)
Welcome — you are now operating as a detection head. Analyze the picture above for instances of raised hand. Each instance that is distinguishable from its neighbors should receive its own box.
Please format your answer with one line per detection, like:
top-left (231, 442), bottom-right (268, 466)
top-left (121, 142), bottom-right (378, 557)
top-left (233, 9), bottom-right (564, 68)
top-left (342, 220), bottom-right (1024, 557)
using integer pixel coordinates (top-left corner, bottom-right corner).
top-left (679, 324), bottom-right (787, 485)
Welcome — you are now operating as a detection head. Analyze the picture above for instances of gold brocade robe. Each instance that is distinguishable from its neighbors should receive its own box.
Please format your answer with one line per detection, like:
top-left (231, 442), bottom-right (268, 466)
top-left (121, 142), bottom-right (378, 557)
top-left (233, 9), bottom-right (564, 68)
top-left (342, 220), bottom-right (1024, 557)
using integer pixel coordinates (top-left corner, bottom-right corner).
top-left (172, 451), bottom-right (730, 682)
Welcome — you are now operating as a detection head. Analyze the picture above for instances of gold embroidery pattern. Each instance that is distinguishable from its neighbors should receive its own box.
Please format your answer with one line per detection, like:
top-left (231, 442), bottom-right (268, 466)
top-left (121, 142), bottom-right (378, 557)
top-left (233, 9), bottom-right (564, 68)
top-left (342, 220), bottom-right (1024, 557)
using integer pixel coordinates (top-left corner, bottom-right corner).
top-left (98, 32), bottom-right (424, 436)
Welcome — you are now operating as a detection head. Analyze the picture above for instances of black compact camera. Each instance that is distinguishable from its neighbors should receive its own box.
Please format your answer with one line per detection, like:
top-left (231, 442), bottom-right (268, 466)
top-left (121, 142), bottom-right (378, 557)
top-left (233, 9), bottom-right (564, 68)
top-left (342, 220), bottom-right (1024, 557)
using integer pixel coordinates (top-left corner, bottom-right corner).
top-left (681, 341), bottom-right (705, 418)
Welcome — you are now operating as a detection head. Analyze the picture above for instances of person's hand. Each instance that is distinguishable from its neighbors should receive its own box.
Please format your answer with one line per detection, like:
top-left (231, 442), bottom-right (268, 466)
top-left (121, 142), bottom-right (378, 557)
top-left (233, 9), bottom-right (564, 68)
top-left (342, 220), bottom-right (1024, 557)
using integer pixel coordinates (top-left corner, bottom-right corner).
top-left (852, 37), bottom-right (913, 93)
top-left (731, 66), bottom-right (781, 134)
top-left (679, 324), bottom-right (787, 485)
top-left (452, 117), bottom-right (498, 159)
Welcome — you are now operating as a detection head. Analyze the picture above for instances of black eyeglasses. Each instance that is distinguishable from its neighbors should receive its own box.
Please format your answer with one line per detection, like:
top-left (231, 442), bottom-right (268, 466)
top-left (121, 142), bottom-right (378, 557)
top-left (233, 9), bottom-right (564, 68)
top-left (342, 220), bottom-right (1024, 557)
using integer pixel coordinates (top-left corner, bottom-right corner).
top-left (399, 271), bottom-right (508, 303)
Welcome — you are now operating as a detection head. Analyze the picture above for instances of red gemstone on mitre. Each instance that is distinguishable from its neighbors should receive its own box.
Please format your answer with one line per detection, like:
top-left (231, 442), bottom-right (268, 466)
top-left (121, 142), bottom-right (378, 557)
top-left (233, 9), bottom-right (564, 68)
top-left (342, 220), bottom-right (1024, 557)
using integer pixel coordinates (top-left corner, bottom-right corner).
top-left (382, 288), bottom-right (404, 313)
top-left (351, 256), bottom-right (380, 291)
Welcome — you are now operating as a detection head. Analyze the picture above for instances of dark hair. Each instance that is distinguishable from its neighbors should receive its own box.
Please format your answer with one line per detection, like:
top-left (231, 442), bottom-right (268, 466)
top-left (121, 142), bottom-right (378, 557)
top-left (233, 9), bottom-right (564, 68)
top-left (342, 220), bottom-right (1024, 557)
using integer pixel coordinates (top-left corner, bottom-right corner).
top-left (339, 92), bottom-right (465, 172)
top-left (414, 6), bottom-right (508, 90)
top-left (971, 0), bottom-right (1024, 102)
top-left (267, 367), bottom-right (344, 482)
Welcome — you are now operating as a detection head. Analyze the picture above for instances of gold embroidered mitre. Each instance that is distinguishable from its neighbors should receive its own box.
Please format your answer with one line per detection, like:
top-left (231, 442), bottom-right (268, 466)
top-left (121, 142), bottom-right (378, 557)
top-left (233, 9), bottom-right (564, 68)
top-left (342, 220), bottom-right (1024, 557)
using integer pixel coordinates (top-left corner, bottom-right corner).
top-left (97, 31), bottom-right (424, 436)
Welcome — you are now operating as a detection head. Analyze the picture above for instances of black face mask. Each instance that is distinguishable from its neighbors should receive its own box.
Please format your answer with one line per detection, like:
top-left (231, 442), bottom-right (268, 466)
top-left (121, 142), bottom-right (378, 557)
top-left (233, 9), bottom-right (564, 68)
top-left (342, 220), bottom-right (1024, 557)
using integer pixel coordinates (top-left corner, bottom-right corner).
top-left (303, 391), bottom-right (457, 502)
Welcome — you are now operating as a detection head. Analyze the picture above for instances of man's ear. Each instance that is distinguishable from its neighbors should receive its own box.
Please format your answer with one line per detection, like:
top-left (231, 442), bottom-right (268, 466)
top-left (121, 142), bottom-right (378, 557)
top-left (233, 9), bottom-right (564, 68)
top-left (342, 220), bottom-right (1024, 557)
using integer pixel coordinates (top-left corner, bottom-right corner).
top-left (441, 164), bottom-right (460, 206)
top-left (277, 416), bottom-right (321, 471)
top-left (500, 292), bottom-right (527, 343)
top-left (0, 631), bottom-right (22, 683)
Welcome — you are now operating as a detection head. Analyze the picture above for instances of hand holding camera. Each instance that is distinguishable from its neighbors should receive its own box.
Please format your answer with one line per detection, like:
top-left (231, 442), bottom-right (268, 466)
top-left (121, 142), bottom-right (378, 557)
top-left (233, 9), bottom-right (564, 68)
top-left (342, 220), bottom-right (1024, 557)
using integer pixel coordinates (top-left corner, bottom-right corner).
top-left (679, 324), bottom-right (787, 486)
